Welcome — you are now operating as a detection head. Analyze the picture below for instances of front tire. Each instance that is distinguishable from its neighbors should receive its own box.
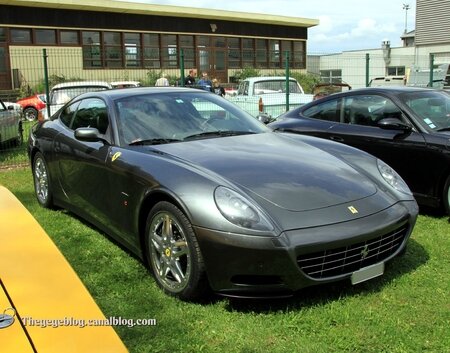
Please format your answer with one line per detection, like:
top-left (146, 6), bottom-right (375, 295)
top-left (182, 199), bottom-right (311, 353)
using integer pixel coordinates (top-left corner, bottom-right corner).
top-left (32, 152), bottom-right (53, 208)
top-left (144, 201), bottom-right (208, 300)
top-left (443, 176), bottom-right (450, 216)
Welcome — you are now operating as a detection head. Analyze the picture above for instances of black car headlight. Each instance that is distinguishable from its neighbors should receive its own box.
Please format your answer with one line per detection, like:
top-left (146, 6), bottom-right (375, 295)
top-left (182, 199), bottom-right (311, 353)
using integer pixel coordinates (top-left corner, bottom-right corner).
top-left (214, 186), bottom-right (274, 231)
top-left (377, 159), bottom-right (412, 195)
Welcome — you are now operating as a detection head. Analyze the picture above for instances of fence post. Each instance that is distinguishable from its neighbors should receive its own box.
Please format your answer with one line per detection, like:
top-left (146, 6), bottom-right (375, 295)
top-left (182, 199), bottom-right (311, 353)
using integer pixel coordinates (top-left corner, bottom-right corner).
top-left (285, 50), bottom-right (290, 112)
top-left (365, 53), bottom-right (370, 87)
top-left (43, 48), bottom-right (50, 118)
top-left (429, 53), bottom-right (435, 88)
top-left (179, 48), bottom-right (185, 87)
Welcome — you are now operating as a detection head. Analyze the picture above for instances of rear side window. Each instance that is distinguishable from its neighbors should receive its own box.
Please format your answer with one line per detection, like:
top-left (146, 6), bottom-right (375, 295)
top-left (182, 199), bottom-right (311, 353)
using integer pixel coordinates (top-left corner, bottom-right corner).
top-left (302, 99), bottom-right (339, 122)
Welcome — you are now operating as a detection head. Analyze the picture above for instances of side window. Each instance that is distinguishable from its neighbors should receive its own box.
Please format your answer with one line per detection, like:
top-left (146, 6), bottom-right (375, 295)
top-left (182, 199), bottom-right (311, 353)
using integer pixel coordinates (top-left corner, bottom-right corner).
top-left (59, 100), bottom-right (80, 127)
top-left (302, 99), bottom-right (339, 122)
top-left (71, 98), bottom-right (109, 134)
top-left (343, 95), bottom-right (402, 126)
top-left (237, 81), bottom-right (249, 96)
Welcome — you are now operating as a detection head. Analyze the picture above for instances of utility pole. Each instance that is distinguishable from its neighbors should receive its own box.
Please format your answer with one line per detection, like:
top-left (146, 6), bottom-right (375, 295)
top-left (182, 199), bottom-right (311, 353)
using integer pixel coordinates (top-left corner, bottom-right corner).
top-left (403, 3), bottom-right (410, 33)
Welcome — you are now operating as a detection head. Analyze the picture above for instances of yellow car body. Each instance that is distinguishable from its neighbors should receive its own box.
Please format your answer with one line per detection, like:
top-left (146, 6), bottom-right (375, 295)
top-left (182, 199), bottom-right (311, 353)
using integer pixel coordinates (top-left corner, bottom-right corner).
top-left (0, 186), bottom-right (128, 352)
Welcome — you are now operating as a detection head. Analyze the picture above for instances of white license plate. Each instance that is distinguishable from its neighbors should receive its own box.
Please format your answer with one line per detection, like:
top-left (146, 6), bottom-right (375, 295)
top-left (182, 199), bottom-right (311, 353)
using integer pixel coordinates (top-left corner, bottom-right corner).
top-left (351, 262), bottom-right (385, 285)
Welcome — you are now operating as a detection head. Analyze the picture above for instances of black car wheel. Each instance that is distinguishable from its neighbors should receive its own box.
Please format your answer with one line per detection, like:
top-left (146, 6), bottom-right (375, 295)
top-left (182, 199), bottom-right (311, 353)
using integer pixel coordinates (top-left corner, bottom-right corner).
top-left (145, 201), bottom-right (208, 300)
top-left (32, 152), bottom-right (53, 208)
top-left (443, 176), bottom-right (450, 216)
top-left (24, 107), bottom-right (38, 121)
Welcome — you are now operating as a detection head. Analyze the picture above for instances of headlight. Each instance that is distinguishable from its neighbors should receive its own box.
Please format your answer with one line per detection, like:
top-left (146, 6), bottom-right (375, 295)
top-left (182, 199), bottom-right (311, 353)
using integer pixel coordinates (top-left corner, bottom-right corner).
top-left (214, 186), bottom-right (274, 231)
top-left (377, 159), bottom-right (412, 195)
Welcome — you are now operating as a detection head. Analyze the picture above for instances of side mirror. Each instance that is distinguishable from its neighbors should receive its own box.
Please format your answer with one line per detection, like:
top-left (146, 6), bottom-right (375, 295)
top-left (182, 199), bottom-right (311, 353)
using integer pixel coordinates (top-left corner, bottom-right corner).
top-left (377, 117), bottom-right (412, 132)
top-left (257, 113), bottom-right (274, 125)
top-left (74, 127), bottom-right (109, 144)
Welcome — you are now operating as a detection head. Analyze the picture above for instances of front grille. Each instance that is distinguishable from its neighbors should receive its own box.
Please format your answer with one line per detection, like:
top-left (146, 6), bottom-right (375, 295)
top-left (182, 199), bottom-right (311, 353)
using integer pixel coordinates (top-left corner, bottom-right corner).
top-left (297, 225), bottom-right (408, 279)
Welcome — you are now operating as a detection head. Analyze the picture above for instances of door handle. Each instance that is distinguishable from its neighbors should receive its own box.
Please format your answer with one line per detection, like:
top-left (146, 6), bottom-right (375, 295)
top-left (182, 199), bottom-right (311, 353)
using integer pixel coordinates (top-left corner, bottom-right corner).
top-left (330, 136), bottom-right (344, 143)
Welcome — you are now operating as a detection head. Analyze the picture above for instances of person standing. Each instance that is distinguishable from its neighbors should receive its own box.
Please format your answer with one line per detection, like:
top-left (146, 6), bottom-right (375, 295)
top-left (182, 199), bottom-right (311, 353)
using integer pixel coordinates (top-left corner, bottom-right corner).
top-left (212, 78), bottom-right (225, 97)
top-left (184, 69), bottom-right (196, 86)
top-left (197, 72), bottom-right (212, 92)
top-left (155, 73), bottom-right (169, 87)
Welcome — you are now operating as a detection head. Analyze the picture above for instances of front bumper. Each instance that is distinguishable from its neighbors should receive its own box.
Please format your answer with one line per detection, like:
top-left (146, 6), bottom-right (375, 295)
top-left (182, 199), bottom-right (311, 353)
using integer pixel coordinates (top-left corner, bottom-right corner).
top-left (194, 200), bottom-right (418, 298)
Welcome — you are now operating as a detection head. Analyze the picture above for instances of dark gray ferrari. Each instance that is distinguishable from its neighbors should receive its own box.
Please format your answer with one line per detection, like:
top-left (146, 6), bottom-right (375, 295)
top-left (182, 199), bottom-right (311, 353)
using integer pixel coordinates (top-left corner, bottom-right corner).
top-left (28, 87), bottom-right (418, 300)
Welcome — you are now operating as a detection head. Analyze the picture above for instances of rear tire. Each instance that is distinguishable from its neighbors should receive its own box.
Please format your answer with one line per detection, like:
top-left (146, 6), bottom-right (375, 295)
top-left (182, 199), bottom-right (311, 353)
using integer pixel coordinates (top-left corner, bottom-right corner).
top-left (144, 201), bottom-right (209, 300)
top-left (32, 152), bottom-right (53, 208)
top-left (24, 107), bottom-right (38, 121)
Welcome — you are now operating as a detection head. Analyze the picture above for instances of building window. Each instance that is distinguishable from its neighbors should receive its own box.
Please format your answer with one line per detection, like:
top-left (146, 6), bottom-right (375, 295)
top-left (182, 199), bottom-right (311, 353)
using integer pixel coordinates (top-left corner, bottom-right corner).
top-left (60, 30), bottom-right (79, 45)
top-left (104, 32), bottom-right (122, 68)
top-left (228, 38), bottom-right (240, 69)
top-left (143, 33), bottom-right (160, 68)
top-left (0, 28), bottom-right (6, 43)
top-left (179, 35), bottom-right (195, 69)
top-left (242, 38), bottom-right (254, 67)
top-left (124, 33), bottom-right (141, 68)
top-left (281, 40), bottom-right (292, 66)
top-left (320, 69), bottom-right (342, 83)
top-left (11, 28), bottom-right (31, 44)
top-left (293, 41), bottom-right (305, 69)
top-left (387, 66), bottom-right (405, 76)
top-left (256, 39), bottom-right (267, 68)
top-left (161, 34), bottom-right (177, 68)
top-left (82, 31), bottom-right (101, 67)
top-left (269, 40), bottom-right (280, 68)
top-left (35, 29), bottom-right (56, 45)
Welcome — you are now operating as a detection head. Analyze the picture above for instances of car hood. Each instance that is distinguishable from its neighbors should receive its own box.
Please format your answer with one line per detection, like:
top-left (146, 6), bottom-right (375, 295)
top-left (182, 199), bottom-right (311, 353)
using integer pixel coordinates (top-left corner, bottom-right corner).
top-left (153, 133), bottom-right (378, 212)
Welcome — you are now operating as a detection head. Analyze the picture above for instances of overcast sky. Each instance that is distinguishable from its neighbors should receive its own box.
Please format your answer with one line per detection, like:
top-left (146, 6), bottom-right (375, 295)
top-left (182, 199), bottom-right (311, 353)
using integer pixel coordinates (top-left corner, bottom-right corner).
top-left (117, 0), bottom-right (416, 53)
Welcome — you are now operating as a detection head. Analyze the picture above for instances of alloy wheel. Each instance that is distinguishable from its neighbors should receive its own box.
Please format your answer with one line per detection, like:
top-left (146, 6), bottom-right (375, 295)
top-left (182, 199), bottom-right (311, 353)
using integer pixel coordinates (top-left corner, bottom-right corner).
top-left (149, 211), bottom-right (191, 293)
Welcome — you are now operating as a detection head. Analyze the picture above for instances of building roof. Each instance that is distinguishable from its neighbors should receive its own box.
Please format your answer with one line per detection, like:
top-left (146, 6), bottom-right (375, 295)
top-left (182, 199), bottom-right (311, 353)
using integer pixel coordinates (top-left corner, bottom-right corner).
top-left (4, 0), bottom-right (319, 28)
top-left (401, 30), bottom-right (416, 39)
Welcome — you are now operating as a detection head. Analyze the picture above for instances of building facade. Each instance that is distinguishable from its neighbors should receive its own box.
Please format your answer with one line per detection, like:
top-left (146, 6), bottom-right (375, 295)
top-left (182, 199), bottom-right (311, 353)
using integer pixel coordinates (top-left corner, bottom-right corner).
top-left (0, 0), bottom-right (318, 90)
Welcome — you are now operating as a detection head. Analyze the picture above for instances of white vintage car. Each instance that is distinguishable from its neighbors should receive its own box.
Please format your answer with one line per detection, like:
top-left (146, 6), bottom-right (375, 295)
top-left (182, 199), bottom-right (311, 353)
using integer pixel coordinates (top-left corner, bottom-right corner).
top-left (41, 81), bottom-right (112, 119)
top-left (226, 76), bottom-right (313, 121)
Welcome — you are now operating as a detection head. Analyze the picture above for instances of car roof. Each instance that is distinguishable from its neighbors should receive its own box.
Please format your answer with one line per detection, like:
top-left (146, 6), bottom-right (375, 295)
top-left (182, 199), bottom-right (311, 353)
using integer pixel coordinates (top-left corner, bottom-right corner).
top-left (333, 86), bottom-right (434, 95)
top-left (244, 76), bottom-right (298, 83)
top-left (75, 86), bottom-right (210, 100)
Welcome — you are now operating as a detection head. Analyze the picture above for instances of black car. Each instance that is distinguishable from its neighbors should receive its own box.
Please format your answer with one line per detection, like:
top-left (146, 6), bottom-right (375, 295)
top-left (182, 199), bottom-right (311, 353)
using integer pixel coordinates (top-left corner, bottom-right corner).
top-left (28, 87), bottom-right (418, 300)
top-left (269, 87), bottom-right (450, 215)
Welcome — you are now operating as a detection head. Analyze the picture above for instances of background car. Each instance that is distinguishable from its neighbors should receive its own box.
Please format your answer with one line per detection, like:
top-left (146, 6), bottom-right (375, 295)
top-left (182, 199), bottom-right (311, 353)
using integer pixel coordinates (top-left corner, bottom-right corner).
top-left (269, 87), bottom-right (450, 214)
top-left (0, 99), bottom-right (23, 147)
top-left (42, 80), bottom-right (112, 119)
top-left (312, 82), bottom-right (352, 100)
top-left (28, 87), bottom-right (418, 300)
top-left (110, 80), bottom-right (141, 88)
top-left (16, 93), bottom-right (47, 121)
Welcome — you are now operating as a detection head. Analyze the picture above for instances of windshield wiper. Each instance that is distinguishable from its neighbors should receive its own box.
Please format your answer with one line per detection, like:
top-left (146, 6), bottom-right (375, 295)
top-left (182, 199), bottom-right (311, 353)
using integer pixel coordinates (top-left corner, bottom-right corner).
top-left (183, 130), bottom-right (256, 141)
top-left (436, 127), bottom-right (450, 132)
top-left (129, 138), bottom-right (181, 146)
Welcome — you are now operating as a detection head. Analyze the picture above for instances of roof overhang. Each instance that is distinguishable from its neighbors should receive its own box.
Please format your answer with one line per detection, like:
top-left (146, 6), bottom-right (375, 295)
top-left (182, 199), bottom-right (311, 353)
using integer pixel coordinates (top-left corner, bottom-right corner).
top-left (2, 0), bottom-right (319, 28)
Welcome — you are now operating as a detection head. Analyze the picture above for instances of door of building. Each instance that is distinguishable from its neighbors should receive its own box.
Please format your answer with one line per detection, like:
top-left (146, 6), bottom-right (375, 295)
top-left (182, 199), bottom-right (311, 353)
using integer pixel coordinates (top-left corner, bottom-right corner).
top-left (197, 36), bottom-right (228, 83)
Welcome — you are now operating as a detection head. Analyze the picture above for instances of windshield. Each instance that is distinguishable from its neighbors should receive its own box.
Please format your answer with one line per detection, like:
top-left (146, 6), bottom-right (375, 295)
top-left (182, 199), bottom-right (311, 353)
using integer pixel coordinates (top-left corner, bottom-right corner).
top-left (253, 80), bottom-right (303, 94)
top-left (114, 91), bottom-right (268, 145)
top-left (401, 90), bottom-right (450, 131)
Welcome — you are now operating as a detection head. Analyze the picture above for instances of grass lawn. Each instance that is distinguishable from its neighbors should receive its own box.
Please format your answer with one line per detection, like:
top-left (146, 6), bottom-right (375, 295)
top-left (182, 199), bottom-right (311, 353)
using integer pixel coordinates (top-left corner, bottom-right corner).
top-left (1, 167), bottom-right (449, 353)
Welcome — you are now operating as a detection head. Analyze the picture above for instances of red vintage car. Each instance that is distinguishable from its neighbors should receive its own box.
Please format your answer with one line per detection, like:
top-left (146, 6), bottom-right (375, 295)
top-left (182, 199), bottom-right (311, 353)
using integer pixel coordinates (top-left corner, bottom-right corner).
top-left (16, 94), bottom-right (46, 121)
